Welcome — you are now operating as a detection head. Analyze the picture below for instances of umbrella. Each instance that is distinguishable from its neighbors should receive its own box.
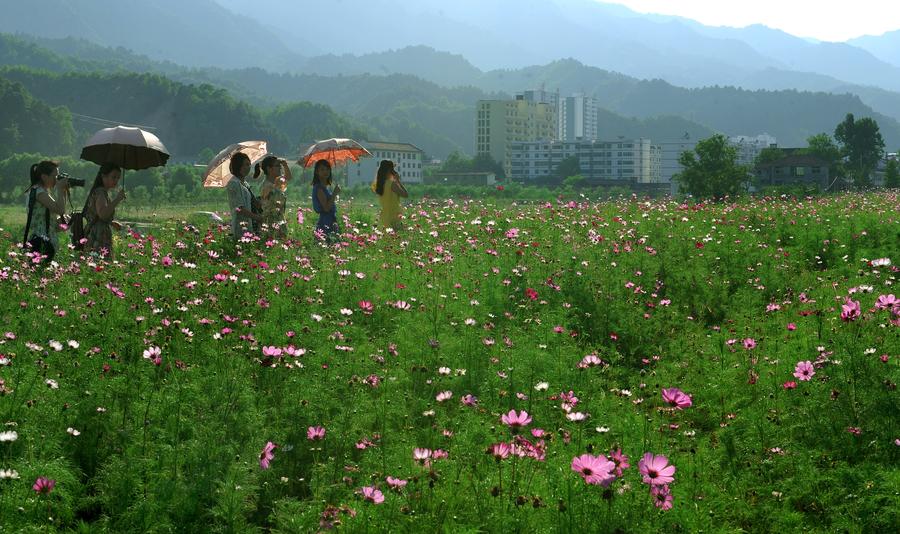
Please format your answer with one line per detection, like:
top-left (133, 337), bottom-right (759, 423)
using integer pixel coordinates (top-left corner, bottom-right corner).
top-left (298, 138), bottom-right (371, 168)
top-left (80, 126), bottom-right (170, 170)
top-left (202, 140), bottom-right (268, 188)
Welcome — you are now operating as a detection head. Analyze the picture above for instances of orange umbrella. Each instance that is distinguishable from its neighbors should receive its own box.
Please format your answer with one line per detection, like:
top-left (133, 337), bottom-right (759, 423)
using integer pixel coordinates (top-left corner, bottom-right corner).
top-left (298, 138), bottom-right (372, 168)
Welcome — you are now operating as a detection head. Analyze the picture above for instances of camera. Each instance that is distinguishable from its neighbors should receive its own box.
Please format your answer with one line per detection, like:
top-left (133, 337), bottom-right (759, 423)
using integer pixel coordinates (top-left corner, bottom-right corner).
top-left (58, 172), bottom-right (85, 187)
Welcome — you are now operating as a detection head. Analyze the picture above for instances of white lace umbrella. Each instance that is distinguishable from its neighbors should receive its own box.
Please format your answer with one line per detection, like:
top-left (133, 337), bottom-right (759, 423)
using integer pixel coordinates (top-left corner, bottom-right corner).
top-left (202, 140), bottom-right (268, 188)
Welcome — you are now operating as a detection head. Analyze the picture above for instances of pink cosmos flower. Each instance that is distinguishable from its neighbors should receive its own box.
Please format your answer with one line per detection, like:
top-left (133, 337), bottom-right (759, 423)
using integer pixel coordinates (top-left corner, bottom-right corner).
top-left (571, 454), bottom-right (616, 486)
top-left (32, 476), bottom-right (56, 494)
top-left (786, 323), bottom-right (797, 331)
top-left (793, 361), bottom-right (815, 381)
top-left (307, 426), bottom-right (326, 441)
top-left (461, 394), bottom-right (478, 406)
top-left (875, 294), bottom-right (897, 310)
top-left (358, 300), bottom-right (374, 314)
top-left (501, 410), bottom-right (532, 429)
top-left (782, 381), bottom-right (797, 390)
top-left (742, 338), bottom-right (757, 350)
top-left (651, 484), bottom-right (674, 511)
top-left (360, 486), bottom-right (384, 504)
top-left (488, 442), bottom-right (511, 460)
top-left (259, 441), bottom-right (276, 469)
top-left (661, 388), bottom-right (693, 409)
top-left (413, 448), bottom-right (432, 464)
top-left (609, 449), bottom-right (630, 477)
top-left (841, 298), bottom-right (861, 322)
top-left (638, 453), bottom-right (676, 485)
top-left (386, 476), bottom-right (408, 490)
top-left (436, 391), bottom-right (453, 403)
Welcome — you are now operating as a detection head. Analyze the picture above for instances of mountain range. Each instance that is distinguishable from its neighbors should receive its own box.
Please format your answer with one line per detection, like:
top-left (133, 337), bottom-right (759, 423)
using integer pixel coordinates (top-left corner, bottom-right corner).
top-left (1, 0), bottom-right (899, 158)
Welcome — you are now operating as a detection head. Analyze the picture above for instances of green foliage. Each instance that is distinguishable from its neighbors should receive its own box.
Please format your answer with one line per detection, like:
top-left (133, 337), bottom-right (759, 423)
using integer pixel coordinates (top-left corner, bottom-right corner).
top-left (674, 134), bottom-right (750, 198)
top-left (885, 158), bottom-right (900, 188)
top-left (753, 147), bottom-right (785, 167)
top-left (266, 101), bottom-right (371, 146)
top-left (437, 151), bottom-right (504, 178)
top-left (834, 113), bottom-right (886, 188)
top-left (556, 156), bottom-right (581, 180)
top-left (0, 77), bottom-right (74, 159)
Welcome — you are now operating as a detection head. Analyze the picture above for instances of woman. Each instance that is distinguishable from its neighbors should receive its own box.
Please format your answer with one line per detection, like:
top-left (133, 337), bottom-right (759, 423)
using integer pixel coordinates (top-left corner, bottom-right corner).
top-left (372, 160), bottom-right (408, 231)
top-left (226, 152), bottom-right (262, 240)
top-left (311, 159), bottom-right (340, 242)
top-left (255, 155), bottom-right (293, 239)
top-left (84, 163), bottom-right (125, 258)
top-left (24, 160), bottom-right (69, 262)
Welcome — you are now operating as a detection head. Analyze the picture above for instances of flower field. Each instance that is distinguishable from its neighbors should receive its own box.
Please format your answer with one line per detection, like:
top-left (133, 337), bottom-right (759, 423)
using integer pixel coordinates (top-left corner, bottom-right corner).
top-left (1, 192), bottom-right (899, 532)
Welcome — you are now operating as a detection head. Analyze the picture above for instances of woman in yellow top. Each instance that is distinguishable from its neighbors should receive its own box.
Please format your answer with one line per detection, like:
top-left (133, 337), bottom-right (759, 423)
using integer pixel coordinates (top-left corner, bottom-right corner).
top-left (372, 160), bottom-right (408, 230)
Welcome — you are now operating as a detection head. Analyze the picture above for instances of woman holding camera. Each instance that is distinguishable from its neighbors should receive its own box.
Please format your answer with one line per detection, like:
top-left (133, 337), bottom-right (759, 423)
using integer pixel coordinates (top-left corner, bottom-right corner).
top-left (226, 152), bottom-right (263, 241)
top-left (84, 163), bottom-right (125, 258)
top-left (24, 160), bottom-right (69, 262)
top-left (372, 160), bottom-right (408, 231)
top-left (255, 155), bottom-right (293, 239)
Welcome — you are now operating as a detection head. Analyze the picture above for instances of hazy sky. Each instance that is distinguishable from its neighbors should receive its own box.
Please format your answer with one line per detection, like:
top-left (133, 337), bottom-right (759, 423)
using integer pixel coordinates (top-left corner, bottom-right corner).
top-left (607, 0), bottom-right (898, 41)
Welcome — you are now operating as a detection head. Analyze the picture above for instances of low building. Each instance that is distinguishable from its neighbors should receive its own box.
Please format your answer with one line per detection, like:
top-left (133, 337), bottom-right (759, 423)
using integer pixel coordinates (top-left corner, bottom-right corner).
top-left (509, 138), bottom-right (661, 184)
top-left (345, 141), bottom-right (424, 187)
top-left (424, 172), bottom-right (497, 186)
top-left (755, 155), bottom-right (830, 189)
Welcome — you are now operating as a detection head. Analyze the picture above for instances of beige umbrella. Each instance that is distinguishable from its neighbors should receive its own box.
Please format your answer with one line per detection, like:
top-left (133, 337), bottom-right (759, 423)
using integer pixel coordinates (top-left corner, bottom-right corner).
top-left (202, 140), bottom-right (267, 188)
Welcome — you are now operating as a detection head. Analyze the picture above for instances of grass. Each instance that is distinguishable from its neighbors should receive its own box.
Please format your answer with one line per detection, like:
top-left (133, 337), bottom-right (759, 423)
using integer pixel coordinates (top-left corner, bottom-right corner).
top-left (0, 192), bottom-right (898, 532)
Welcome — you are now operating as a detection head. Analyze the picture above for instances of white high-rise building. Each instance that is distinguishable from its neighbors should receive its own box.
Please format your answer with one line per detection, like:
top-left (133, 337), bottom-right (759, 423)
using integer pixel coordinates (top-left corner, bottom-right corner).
top-left (559, 94), bottom-right (599, 142)
top-left (729, 134), bottom-right (778, 167)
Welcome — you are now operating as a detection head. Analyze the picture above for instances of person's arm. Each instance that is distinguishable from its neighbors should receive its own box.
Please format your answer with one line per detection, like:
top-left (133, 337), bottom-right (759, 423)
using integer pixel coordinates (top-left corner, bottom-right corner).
top-left (391, 178), bottom-right (409, 198)
top-left (94, 189), bottom-right (125, 221)
top-left (228, 181), bottom-right (263, 221)
top-left (280, 159), bottom-right (293, 183)
top-left (35, 188), bottom-right (67, 216)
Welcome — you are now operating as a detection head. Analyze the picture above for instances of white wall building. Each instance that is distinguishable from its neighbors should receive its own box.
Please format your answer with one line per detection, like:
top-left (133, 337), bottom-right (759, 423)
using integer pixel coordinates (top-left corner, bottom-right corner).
top-left (345, 141), bottom-right (424, 187)
top-left (729, 134), bottom-right (778, 167)
top-left (559, 94), bottom-right (599, 142)
top-left (510, 138), bottom-right (661, 184)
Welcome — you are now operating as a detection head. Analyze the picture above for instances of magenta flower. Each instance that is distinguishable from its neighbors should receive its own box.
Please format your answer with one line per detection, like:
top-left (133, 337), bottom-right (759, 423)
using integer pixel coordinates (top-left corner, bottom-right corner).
top-left (793, 361), bottom-right (815, 381)
top-left (782, 381), bottom-right (797, 390)
top-left (875, 294), bottom-right (897, 310)
top-left (461, 394), bottom-right (478, 406)
top-left (259, 441), bottom-right (277, 469)
top-left (661, 388), bottom-right (693, 409)
top-left (609, 448), bottom-right (630, 477)
top-left (32, 476), bottom-right (56, 494)
top-left (307, 426), bottom-right (326, 441)
top-left (360, 486), bottom-right (384, 504)
top-left (358, 300), bottom-right (374, 314)
top-left (841, 298), bottom-right (861, 322)
top-left (742, 338), bottom-right (757, 350)
top-left (651, 484), bottom-right (674, 510)
top-left (638, 453), bottom-right (676, 485)
top-left (571, 454), bottom-right (616, 486)
top-left (501, 409), bottom-right (532, 430)
top-left (786, 323), bottom-right (797, 331)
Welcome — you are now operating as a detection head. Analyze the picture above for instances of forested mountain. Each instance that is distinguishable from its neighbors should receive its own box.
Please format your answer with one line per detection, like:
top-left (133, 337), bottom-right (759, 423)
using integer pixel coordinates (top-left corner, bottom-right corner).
top-left (3, 33), bottom-right (899, 167)
top-left (0, 77), bottom-right (75, 159)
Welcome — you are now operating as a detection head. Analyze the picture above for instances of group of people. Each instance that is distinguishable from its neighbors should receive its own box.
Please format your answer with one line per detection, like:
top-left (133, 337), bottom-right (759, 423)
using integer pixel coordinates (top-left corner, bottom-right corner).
top-left (22, 153), bottom-right (409, 263)
top-left (225, 154), bottom-right (408, 242)
top-left (24, 160), bottom-right (126, 261)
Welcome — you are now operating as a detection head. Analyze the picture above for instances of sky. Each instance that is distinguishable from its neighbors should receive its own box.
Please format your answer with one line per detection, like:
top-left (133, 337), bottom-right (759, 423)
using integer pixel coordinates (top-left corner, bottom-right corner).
top-left (606, 0), bottom-right (899, 42)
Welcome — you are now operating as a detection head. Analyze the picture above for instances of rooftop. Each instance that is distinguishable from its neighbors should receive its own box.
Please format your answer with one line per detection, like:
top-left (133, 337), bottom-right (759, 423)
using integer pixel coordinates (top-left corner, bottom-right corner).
top-left (365, 141), bottom-right (424, 153)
